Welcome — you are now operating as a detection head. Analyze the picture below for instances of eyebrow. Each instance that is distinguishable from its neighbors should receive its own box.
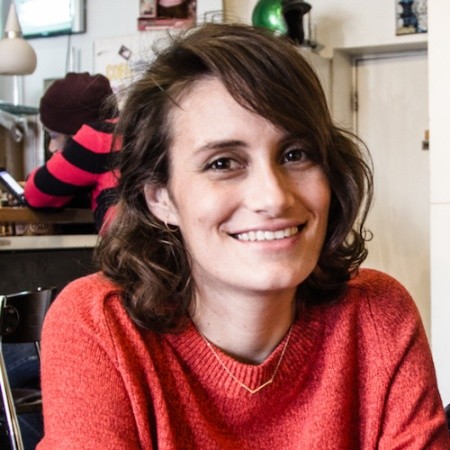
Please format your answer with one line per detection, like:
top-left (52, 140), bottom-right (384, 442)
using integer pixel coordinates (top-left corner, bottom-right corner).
top-left (195, 139), bottom-right (248, 154)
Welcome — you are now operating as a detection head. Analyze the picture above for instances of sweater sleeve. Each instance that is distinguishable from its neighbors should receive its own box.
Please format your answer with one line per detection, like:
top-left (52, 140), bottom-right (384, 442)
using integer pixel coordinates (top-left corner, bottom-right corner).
top-left (37, 279), bottom-right (145, 449)
top-left (24, 122), bottom-right (115, 211)
top-left (361, 272), bottom-right (450, 448)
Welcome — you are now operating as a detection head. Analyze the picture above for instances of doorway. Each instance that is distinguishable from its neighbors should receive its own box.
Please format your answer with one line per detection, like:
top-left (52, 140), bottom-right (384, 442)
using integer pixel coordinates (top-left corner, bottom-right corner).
top-left (354, 51), bottom-right (430, 335)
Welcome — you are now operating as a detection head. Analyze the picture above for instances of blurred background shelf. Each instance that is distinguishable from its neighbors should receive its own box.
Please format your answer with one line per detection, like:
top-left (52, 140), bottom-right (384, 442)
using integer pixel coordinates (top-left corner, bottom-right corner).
top-left (0, 207), bottom-right (93, 223)
top-left (0, 234), bottom-right (98, 251)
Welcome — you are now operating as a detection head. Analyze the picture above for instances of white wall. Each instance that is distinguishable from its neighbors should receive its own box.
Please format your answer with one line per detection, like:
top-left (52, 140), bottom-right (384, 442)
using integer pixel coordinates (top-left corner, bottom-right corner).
top-left (0, 0), bottom-right (222, 106)
top-left (2, 0), bottom-right (428, 104)
top-left (312, 0), bottom-right (450, 407)
top-left (224, 0), bottom-right (427, 56)
top-left (428, 0), bottom-right (450, 406)
top-left (317, 0), bottom-right (450, 406)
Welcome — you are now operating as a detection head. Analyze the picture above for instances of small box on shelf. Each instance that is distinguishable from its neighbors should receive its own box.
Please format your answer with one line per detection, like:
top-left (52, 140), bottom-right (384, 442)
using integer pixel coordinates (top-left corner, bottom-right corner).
top-left (140, 0), bottom-right (157, 17)
top-left (137, 16), bottom-right (195, 31)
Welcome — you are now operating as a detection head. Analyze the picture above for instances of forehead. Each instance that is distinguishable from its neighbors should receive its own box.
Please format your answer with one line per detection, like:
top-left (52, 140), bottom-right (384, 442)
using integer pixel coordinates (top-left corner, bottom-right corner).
top-left (46, 129), bottom-right (67, 138)
top-left (167, 77), bottom-right (281, 145)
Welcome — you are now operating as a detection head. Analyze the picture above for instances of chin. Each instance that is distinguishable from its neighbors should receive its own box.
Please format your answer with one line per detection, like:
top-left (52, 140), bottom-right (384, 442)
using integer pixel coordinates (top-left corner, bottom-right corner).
top-left (241, 273), bottom-right (306, 294)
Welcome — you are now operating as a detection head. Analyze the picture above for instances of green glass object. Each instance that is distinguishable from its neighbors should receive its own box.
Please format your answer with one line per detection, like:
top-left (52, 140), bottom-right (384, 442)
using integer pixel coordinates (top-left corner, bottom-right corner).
top-left (251, 0), bottom-right (287, 35)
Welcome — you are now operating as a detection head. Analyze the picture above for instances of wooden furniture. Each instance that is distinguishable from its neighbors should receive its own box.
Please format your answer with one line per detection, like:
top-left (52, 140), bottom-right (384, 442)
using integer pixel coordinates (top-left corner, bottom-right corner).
top-left (0, 207), bottom-right (94, 224)
top-left (0, 207), bottom-right (97, 296)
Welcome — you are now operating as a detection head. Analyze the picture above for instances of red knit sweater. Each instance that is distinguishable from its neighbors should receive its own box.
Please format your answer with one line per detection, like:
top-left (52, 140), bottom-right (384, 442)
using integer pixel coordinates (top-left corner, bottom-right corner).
top-left (24, 120), bottom-right (119, 232)
top-left (38, 269), bottom-right (450, 449)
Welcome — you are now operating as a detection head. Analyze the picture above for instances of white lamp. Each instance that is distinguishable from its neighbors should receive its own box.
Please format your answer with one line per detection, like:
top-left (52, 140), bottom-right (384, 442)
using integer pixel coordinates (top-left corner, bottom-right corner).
top-left (0, 2), bottom-right (37, 104)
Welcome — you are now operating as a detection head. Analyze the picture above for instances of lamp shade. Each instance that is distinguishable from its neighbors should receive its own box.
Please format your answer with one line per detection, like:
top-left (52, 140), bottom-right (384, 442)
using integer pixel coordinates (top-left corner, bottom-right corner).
top-left (0, 3), bottom-right (37, 75)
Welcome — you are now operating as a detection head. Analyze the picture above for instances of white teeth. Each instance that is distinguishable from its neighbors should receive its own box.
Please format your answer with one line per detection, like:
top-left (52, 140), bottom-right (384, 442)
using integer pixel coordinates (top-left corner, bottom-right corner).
top-left (274, 230), bottom-right (285, 239)
top-left (236, 226), bottom-right (299, 242)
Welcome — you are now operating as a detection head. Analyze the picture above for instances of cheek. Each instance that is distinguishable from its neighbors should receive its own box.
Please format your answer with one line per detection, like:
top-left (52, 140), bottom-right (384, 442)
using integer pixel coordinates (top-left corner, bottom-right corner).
top-left (174, 185), bottom-right (234, 231)
top-left (317, 184), bottom-right (332, 217)
top-left (48, 140), bottom-right (59, 153)
top-left (296, 171), bottom-right (331, 215)
top-left (48, 136), bottom-right (68, 153)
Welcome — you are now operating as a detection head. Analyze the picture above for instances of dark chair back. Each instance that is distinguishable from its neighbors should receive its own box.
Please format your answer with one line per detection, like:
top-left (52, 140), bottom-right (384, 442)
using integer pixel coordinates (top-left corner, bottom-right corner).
top-left (0, 288), bottom-right (55, 344)
top-left (0, 287), bottom-right (56, 450)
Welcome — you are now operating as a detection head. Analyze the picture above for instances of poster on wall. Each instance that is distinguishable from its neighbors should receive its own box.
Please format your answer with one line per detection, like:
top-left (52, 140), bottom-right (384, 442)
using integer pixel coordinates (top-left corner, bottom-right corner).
top-left (94, 30), bottom-right (180, 103)
top-left (94, 0), bottom-right (224, 101)
top-left (396, 0), bottom-right (427, 35)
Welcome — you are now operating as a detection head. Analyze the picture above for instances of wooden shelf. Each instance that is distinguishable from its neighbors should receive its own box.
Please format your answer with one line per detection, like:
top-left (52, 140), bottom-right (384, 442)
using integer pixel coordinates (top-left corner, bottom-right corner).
top-left (0, 207), bottom-right (94, 224)
top-left (0, 234), bottom-right (98, 251)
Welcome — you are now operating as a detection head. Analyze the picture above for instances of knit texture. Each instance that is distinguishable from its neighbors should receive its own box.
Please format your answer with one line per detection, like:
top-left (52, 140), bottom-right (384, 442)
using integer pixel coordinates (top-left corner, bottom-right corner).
top-left (38, 269), bottom-right (450, 449)
top-left (39, 72), bottom-right (115, 135)
top-left (24, 120), bottom-right (119, 233)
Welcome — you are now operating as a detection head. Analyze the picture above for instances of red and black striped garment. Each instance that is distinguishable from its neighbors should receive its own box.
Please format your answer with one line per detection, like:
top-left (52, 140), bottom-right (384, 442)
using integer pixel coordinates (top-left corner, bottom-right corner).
top-left (25, 119), bottom-right (120, 233)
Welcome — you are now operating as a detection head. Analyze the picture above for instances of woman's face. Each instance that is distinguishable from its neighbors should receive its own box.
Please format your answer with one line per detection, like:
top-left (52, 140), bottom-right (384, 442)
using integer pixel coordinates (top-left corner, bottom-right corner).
top-left (145, 78), bottom-right (331, 297)
top-left (46, 130), bottom-right (69, 154)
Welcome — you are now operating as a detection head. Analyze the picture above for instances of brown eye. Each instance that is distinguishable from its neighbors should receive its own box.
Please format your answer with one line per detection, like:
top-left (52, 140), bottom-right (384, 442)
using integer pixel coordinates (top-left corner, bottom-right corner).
top-left (205, 156), bottom-right (243, 172)
top-left (281, 148), bottom-right (309, 164)
top-left (208, 158), bottom-right (232, 170)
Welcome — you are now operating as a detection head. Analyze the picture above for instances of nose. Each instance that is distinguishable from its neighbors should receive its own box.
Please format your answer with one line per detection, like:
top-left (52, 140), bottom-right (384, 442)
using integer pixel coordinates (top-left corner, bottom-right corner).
top-left (245, 163), bottom-right (295, 216)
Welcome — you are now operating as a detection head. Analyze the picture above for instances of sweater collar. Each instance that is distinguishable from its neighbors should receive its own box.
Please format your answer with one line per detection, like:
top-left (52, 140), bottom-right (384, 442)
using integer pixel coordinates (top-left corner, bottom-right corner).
top-left (164, 309), bottom-right (324, 399)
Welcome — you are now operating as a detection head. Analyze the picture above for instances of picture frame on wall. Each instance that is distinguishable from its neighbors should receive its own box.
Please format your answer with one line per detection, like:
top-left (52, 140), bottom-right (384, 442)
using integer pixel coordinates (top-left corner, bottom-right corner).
top-left (137, 0), bottom-right (196, 31)
top-left (396, 0), bottom-right (427, 35)
top-left (15, 0), bottom-right (86, 39)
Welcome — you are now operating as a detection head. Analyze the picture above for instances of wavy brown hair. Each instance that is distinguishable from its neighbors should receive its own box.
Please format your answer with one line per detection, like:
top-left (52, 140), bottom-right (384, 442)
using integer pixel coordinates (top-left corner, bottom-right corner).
top-left (96, 23), bottom-right (373, 332)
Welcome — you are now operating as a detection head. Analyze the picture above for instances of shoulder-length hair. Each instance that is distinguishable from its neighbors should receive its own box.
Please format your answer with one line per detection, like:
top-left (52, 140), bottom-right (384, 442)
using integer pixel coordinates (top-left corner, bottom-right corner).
top-left (96, 23), bottom-right (373, 332)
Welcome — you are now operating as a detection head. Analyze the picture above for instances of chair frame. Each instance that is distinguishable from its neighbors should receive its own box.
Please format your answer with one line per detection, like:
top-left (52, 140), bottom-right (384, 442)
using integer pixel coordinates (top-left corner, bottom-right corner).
top-left (0, 287), bottom-right (55, 450)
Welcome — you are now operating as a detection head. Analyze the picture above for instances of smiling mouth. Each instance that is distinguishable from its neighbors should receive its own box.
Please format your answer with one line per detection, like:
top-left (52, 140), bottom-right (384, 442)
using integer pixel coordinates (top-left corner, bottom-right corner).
top-left (234, 226), bottom-right (301, 242)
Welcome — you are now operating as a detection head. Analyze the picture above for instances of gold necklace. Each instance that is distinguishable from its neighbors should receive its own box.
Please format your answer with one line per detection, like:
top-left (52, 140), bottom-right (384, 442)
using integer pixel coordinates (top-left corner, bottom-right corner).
top-left (201, 324), bottom-right (294, 395)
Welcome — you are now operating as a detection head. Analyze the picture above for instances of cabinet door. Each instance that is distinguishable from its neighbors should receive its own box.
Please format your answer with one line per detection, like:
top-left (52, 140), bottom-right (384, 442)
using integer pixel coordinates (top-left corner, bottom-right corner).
top-left (356, 51), bottom-right (430, 335)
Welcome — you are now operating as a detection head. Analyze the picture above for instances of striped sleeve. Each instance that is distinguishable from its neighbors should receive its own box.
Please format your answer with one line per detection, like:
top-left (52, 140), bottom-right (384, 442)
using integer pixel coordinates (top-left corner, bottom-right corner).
top-left (24, 120), bottom-right (119, 231)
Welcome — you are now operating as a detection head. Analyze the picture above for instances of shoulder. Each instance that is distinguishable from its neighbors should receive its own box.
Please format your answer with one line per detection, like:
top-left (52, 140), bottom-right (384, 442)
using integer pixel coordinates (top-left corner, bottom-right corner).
top-left (43, 272), bottom-right (127, 337)
top-left (54, 271), bottom-right (118, 300)
top-left (348, 268), bottom-right (413, 304)
top-left (320, 268), bottom-right (419, 332)
top-left (344, 268), bottom-right (424, 355)
top-left (75, 119), bottom-right (116, 136)
top-left (71, 120), bottom-right (116, 153)
top-left (347, 267), bottom-right (419, 320)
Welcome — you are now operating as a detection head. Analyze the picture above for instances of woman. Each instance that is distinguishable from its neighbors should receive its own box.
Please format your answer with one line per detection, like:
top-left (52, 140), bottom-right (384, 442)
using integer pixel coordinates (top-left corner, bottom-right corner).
top-left (38, 24), bottom-right (449, 448)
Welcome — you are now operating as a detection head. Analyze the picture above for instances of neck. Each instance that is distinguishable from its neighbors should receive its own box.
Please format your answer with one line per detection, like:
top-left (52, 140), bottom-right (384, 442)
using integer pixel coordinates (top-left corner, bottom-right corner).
top-left (190, 288), bottom-right (296, 364)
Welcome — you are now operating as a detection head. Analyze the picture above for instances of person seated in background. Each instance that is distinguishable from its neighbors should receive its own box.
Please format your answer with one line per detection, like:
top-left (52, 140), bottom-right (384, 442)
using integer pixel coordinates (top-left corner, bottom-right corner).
top-left (24, 72), bottom-right (120, 234)
top-left (37, 23), bottom-right (449, 448)
top-left (2, 72), bottom-right (118, 449)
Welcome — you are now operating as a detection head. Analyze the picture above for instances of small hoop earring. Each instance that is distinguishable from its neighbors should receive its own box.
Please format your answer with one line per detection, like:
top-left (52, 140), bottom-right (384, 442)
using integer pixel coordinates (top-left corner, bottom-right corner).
top-left (163, 219), bottom-right (178, 233)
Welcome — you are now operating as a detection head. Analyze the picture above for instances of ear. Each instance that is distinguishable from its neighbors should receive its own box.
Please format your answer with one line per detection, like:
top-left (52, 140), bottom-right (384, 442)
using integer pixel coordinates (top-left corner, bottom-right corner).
top-left (144, 184), bottom-right (179, 226)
